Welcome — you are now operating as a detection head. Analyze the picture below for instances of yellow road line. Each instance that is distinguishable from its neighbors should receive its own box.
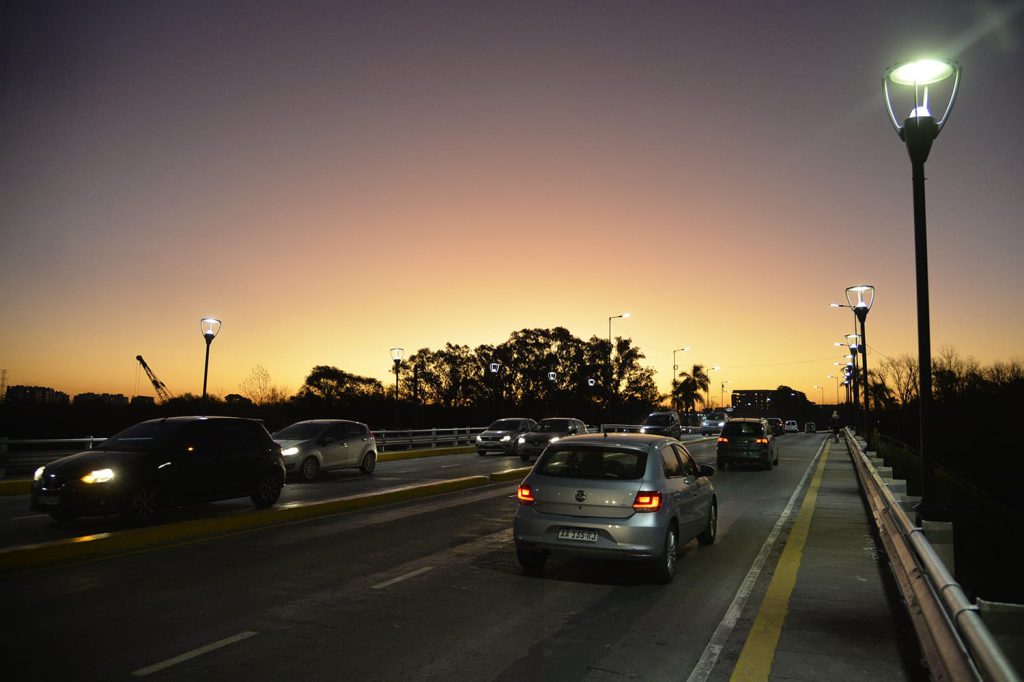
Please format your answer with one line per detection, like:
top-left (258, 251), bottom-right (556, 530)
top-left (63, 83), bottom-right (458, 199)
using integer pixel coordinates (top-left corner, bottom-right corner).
top-left (730, 442), bottom-right (832, 681)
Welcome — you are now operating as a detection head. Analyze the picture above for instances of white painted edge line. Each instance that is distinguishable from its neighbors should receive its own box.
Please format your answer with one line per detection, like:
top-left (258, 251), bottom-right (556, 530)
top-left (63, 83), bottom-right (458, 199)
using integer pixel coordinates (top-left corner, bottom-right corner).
top-left (440, 464), bottom-right (461, 469)
top-left (10, 514), bottom-right (49, 521)
top-left (371, 566), bottom-right (434, 590)
top-left (132, 631), bottom-right (258, 677)
top-left (685, 438), bottom-right (828, 682)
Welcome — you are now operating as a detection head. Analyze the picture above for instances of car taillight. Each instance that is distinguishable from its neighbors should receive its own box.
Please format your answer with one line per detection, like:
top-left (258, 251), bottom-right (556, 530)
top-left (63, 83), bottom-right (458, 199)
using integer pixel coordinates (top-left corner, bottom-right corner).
top-left (633, 491), bottom-right (662, 512)
top-left (756, 437), bottom-right (769, 444)
top-left (517, 485), bottom-right (535, 505)
top-left (717, 436), bottom-right (729, 443)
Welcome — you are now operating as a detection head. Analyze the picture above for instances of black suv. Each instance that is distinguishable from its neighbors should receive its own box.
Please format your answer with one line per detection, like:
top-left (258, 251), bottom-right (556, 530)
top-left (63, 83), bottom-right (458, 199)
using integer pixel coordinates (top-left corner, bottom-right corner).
top-left (30, 416), bottom-right (285, 524)
top-left (641, 411), bottom-right (683, 439)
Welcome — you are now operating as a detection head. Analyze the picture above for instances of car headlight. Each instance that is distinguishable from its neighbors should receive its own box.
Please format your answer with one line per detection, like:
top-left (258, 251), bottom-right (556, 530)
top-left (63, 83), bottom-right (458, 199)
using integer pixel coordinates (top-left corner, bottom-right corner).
top-left (81, 468), bottom-right (116, 484)
top-left (640, 427), bottom-right (648, 433)
top-left (34, 466), bottom-right (45, 482)
top-left (549, 436), bottom-right (560, 443)
top-left (476, 435), bottom-right (482, 442)
top-left (281, 447), bottom-right (300, 456)
top-left (501, 435), bottom-right (511, 442)
top-left (518, 437), bottom-right (526, 444)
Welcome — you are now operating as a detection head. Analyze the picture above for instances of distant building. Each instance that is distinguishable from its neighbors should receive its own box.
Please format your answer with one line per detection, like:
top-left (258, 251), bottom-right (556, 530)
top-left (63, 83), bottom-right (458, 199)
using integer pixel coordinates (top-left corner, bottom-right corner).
top-left (73, 392), bottom-right (129, 406)
top-left (731, 390), bottom-right (773, 415)
top-left (130, 395), bottom-right (156, 407)
top-left (731, 387), bottom-right (809, 417)
top-left (5, 385), bottom-right (70, 405)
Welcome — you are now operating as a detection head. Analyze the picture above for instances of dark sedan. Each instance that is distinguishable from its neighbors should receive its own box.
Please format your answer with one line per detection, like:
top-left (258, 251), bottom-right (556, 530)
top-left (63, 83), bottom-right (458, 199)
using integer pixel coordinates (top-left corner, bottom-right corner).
top-left (716, 418), bottom-right (778, 470)
top-left (517, 417), bottom-right (588, 462)
top-left (30, 416), bottom-right (285, 524)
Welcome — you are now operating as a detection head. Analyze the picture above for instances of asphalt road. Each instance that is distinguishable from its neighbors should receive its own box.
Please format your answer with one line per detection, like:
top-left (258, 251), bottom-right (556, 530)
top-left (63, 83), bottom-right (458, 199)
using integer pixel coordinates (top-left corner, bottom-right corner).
top-left (0, 433), bottom-right (830, 681)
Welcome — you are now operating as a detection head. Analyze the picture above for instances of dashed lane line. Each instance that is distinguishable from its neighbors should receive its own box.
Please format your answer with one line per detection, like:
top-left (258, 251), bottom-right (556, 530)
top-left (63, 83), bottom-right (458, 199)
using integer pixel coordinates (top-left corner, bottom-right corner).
top-left (132, 631), bottom-right (258, 677)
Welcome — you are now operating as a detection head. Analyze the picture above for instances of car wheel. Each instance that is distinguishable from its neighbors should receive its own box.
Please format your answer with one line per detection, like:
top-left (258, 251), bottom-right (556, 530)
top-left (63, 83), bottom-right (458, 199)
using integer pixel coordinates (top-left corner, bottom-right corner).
top-left (516, 545), bottom-right (548, 575)
top-left (124, 487), bottom-right (159, 525)
top-left (251, 472), bottom-right (283, 508)
top-left (651, 525), bottom-right (679, 584)
top-left (698, 500), bottom-right (717, 546)
top-left (299, 456), bottom-right (320, 481)
top-left (359, 451), bottom-right (377, 474)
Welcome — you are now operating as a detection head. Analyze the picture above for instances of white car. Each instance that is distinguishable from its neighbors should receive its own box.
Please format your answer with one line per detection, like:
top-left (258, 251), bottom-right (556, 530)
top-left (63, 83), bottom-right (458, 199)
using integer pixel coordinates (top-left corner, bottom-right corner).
top-left (784, 420), bottom-right (799, 433)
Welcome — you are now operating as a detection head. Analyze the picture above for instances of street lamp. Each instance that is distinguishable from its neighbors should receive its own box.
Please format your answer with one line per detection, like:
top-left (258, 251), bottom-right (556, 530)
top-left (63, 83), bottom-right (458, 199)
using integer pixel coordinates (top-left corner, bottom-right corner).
top-left (489, 361), bottom-right (501, 420)
top-left (720, 380), bottom-right (731, 410)
top-left (707, 365), bottom-right (721, 408)
top-left (827, 375), bottom-right (841, 403)
top-left (200, 317), bottom-right (221, 410)
top-left (390, 347), bottom-right (403, 428)
top-left (672, 347), bottom-right (690, 407)
top-left (813, 385), bottom-right (825, 404)
top-left (884, 58), bottom-right (960, 520)
top-left (846, 285), bottom-right (875, 440)
top-left (608, 312), bottom-right (631, 349)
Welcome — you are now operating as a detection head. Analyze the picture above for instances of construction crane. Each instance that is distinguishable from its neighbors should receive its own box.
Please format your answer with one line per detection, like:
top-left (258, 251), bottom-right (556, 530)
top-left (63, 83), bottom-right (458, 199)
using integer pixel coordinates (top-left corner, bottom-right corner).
top-left (136, 355), bottom-right (172, 403)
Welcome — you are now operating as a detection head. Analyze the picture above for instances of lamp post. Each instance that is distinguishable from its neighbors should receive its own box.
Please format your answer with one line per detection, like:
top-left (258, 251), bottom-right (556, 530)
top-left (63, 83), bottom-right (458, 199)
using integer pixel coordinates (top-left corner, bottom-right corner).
top-left (489, 361), bottom-right (501, 420)
top-left (813, 385), bottom-right (825, 404)
top-left (547, 371), bottom-right (557, 417)
top-left (672, 346), bottom-right (690, 410)
top-left (200, 317), bottom-right (221, 410)
top-left (390, 347), bottom-right (403, 428)
top-left (847, 285), bottom-right (875, 442)
top-left (884, 58), bottom-right (960, 520)
top-left (720, 380), bottom-right (731, 410)
top-left (608, 312), bottom-right (630, 349)
top-left (707, 365), bottom-right (721, 408)
top-left (826, 375), bottom-right (841, 404)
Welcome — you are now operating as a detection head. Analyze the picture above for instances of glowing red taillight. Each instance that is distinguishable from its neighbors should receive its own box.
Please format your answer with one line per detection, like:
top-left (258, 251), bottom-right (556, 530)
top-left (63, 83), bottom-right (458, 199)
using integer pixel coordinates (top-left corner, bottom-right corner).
top-left (517, 485), bottom-right (535, 505)
top-left (717, 436), bottom-right (729, 444)
top-left (756, 437), bottom-right (769, 444)
top-left (632, 491), bottom-right (662, 512)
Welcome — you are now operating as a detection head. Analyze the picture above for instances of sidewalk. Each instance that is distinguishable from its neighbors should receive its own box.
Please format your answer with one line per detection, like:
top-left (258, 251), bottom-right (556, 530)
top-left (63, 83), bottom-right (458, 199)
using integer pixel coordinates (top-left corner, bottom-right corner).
top-left (767, 439), bottom-right (923, 681)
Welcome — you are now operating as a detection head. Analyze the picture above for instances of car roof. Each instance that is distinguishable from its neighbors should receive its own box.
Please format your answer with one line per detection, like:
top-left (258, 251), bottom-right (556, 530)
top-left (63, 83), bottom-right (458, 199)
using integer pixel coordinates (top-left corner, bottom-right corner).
top-left (555, 433), bottom-right (673, 449)
top-left (728, 417), bottom-right (764, 423)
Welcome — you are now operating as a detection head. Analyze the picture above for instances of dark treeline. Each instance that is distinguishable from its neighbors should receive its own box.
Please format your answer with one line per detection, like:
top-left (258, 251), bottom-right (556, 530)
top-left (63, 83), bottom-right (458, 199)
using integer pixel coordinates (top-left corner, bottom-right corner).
top-left (1, 327), bottom-right (668, 438)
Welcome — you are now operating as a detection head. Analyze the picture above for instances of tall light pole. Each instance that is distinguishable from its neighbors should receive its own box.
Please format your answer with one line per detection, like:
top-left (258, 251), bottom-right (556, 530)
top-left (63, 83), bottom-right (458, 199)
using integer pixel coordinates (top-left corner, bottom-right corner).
top-left (707, 365), bottom-right (721, 409)
top-left (813, 385), bottom-right (825, 404)
top-left (672, 346), bottom-right (690, 410)
top-left (884, 58), bottom-right (960, 520)
top-left (847, 286), bottom-right (875, 442)
top-left (489, 361), bottom-right (501, 420)
top-left (827, 375), bottom-right (841, 404)
top-left (200, 317), bottom-right (221, 410)
top-left (390, 347), bottom-right (403, 428)
top-left (720, 379), bottom-right (731, 410)
top-left (608, 312), bottom-right (630, 349)
top-left (547, 371), bottom-right (557, 417)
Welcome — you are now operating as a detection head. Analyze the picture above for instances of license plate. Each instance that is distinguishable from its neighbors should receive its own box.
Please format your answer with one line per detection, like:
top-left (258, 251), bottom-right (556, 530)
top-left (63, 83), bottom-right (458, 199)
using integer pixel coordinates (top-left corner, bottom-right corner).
top-left (558, 528), bottom-right (598, 542)
top-left (38, 493), bottom-right (59, 506)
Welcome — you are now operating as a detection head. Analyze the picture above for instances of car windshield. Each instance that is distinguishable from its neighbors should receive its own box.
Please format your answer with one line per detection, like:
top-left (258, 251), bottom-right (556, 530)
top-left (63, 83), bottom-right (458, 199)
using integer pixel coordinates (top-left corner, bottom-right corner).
top-left (705, 413), bottom-right (726, 423)
top-left (536, 419), bottom-right (572, 432)
top-left (644, 414), bottom-right (672, 426)
top-left (536, 446), bottom-right (646, 480)
top-left (489, 419), bottom-right (524, 431)
top-left (722, 421), bottom-right (763, 436)
top-left (274, 422), bottom-right (328, 440)
top-left (96, 420), bottom-right (185, 451)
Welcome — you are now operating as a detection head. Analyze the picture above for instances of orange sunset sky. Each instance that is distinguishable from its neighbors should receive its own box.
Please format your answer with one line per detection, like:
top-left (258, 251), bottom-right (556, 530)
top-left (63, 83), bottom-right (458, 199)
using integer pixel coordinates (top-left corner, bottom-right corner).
top-left (2, 2), bottom-right (1024, 408)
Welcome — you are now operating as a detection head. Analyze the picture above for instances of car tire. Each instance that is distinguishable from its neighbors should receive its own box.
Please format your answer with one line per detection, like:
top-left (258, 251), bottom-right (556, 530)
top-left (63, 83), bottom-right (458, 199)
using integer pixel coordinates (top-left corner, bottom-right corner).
top-left (123, 487), bottom-right (160, 525)
top-left (698, 500), bottom-right (717, 546)
top-left (299, 456), bottom-right (320, 481)
top-left (359, 451), bottom-right (377, 475)
top-left (251, 472), bottom-right (283, 508)
top-left (516, 545), bottom-right (548, 575)
top-left (651, 525), bottom-right (679, 584)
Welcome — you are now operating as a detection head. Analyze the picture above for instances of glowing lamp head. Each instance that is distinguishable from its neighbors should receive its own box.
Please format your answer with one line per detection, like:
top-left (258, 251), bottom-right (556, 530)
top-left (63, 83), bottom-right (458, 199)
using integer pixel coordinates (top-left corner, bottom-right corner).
top-left (888, 59), bottom-right (955, 86)
top-left (200, 317), bottom-right (221, 341)
top-left (390, 347), bottom-right (404, 363)
top-left (587, 378), bottom-right (596, 387)
top-left (489, 362), bottom-right (500, 374)
top-left (883, 57), bottom-right (960, 139)
top-left (845, 285), bottom-right (875, 311)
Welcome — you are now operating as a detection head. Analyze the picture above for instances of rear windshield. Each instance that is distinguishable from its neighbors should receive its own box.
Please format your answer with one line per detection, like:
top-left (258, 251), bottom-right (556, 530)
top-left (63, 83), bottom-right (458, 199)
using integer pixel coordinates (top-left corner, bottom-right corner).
top-left (489, 419), bottom-right (525, 431)
top-left (644, 414), bottom-right (672, 426)
top-left (722, 421), bottom-right (764, 436)
top-left (536, 446), bottom-right (646, 480)
top-left (274, 422), bottom-right (328, 440)
top-left (97, 420), bottom-right (185, 451)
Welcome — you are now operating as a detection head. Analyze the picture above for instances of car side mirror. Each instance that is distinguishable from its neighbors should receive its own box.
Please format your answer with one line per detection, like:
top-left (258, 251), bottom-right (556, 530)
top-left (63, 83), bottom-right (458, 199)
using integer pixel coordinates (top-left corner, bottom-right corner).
top-left (699, 464), bottom-right (716, 477)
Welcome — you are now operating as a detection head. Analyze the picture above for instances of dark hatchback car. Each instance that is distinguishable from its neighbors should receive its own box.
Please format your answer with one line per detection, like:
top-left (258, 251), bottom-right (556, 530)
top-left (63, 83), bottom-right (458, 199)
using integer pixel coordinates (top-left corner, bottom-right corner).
top-left (716, 418), bottom-right (778, 470)
top-left (640, 411), bottom-right (683, 439)
top-left (517, 417), bottom-right (588, 462)
top-left (30, 416), bottom-right (285, 524)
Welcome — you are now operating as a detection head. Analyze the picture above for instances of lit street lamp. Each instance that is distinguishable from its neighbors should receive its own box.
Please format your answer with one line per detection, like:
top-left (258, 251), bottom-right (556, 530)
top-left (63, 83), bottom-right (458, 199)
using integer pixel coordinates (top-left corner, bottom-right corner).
top-left (707, 365), bottom-right (721, 408)
top-left (200, 317), bottom-right (221, 410)
top-left (884, 58), bottom-right (960, 520)
top-left (390, 347), bottom-right (404, 428)
top-left (846, 285), bottom-right (875, 439)
top-left (672, 347), bottom-right (690, 406)
top-left (720, 379), bottom-right (731, 410)
top-left (489, 361), bottom-right (501, 420)
top-left (608, 312), bottom-right (630, 349)
top-left (826, 375), bottom-right (841, 404)
top-left (813, 385), bottom-right (825, 404)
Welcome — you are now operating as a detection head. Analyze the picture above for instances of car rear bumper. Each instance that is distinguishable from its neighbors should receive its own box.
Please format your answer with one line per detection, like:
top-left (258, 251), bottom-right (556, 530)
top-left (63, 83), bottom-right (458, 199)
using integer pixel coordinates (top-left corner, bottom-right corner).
top-left (513, 507), bottom-right (666, 559)
top-left (717, 446), bottom-right (771, 463)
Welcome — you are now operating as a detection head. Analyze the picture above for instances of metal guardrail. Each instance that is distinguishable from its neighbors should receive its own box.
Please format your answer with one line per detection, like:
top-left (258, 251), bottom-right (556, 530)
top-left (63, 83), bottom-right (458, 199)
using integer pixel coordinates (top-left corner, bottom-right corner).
top-left (845, 427), bottom-right (1020, 682)
top-left (0, 428), bottom-right (488, 477)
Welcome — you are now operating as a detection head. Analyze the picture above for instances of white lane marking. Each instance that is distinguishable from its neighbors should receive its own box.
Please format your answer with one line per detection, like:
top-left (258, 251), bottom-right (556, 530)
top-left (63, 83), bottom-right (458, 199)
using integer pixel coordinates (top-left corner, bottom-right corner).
top-left (440, 464), bottom-right (461, 469)
top-left (371, 566), bottom-right (434, 590)
top-left (685, 439), bottom-right (827, 682)
top-left (10, 514), bottom-right (49, 521)
top-left (132, 631), bottom-right (258, 677)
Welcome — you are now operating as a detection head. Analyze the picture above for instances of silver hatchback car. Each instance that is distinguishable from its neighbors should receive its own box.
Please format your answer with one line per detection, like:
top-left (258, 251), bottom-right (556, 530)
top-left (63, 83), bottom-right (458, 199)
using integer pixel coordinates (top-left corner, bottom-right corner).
top-left (273, 419), bottom-right (377, 481)
top-left (513, 433), bottom-right (717, 583)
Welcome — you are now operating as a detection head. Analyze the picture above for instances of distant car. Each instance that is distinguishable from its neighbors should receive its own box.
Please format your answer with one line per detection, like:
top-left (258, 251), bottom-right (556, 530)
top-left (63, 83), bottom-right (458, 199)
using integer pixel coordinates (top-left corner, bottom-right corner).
top-left (804, 422), bottom-right (816, 433)
top-left (30, 416), bottom-right (285, 524)
top-left (273, 419), bottom-right (377, 480)
top-left (766, 418), bottom-right (785, 436)
top-left (513, 433), bottom-right (717, 583)
top-left (700, 413), bottom-right (728, 436)
top-left (517, 417), bottom-right (588, 462)
top-left (716, 418), bottom-right (778, 470)
top-left (785, 420), bottom-right (799, 433)
top-left (476, 418), bottom-right (538, 456)
top-left (640, 411), bottom-right (683, 439)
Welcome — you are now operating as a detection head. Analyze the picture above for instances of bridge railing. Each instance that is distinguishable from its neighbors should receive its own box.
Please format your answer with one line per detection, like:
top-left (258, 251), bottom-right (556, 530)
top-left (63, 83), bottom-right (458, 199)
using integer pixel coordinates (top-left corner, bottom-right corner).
top-left (845, 427), bottom-right (1020, 682)
top-left (0, 428), bottom-right (489, 477)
